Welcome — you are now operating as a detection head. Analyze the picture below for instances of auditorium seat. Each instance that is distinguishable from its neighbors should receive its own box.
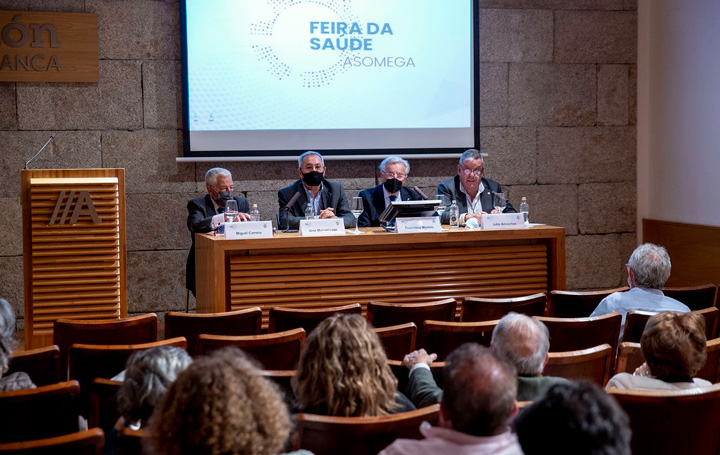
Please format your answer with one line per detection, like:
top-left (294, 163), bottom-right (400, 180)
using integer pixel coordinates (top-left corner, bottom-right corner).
top-left (388, 359), bottom-right (445, 394)
top-left (366, 299), bottom-right (457, 344)
top-left (7, 345), bottom-right (61, 386)
top-left (262, 370), bottom-right (295, 406)
top-left (268, 303), bottom-right (362, 334)
top-left (662, 283), bottom-right (717, 311)
top-left (54, 313), bottom-right (158, 380)
top-left (294, 404), bottom-right (441, 455)
top-left (543, 344), bottom-right (613, 386)
top-left (89, 378), bottom-right (122, 437)
top-left (0, 428), bottom-right (104, 455)
top-left (0, 380), bottom-right (81, 443)
top-left (164, 307), bottom-right (262, 355)
top-left (421, 320), bottom-right (499, 361)
top-left (116, 428), bottom-right (145, 455)
top-left (546, 287), bottom-right (629, 318)
top-left (196, 328), bottom-right (306, 370)
top-left (461, 293), bottom-right (546, 322)
top-left (622, 307), bottom-right (719, 343)
top-left (373, 323), bottom-right (417, 361)
top-left (533, 312), bottom-right (622, 361)
top-left (609, 384), bottom-right (720, 455)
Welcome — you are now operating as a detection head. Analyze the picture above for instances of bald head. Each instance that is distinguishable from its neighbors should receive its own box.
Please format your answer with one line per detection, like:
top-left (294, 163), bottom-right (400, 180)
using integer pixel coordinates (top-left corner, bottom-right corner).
top-left (491, 312), bottom-right (550, 376)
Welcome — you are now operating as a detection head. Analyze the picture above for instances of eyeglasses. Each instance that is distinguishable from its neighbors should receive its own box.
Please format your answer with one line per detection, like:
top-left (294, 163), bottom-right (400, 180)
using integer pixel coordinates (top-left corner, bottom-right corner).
top-left (383, 172), bottom-right (406, 180)
top-left (302, 165), bottom-right (324, 172)
top-left (461, 168), bottom-right (483, 177)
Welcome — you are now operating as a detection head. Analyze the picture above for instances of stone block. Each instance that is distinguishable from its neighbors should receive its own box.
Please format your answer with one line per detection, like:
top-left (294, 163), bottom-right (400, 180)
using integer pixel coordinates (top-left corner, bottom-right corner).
top-left (143, 60), bottom-right (182, 129)
top-left (507, 184), bottom-right (578, 235)
top-left (479, 9), bottom-right (553, 63)
top-left (629, 64), bottom-right (637, 125)
top-left (620, 232), bottom-right (638, 282)
top-left (0, 256), bottom-right (23, 318)
top-left (480, 63), bottom-right (508, 126)
top-left (579, 182), bottom-right (635, 234)
top-left (597, 65), bottom-right (629, 126)
top-left (17, 60), bottom-right (142, 130)
top-left (481, 127), bottom-right (536, 185)
top-left (243, 190), bottom-right (282, 227)
top-left (566, 234), bottom-right (624, 289)
top-left (102, 129), bottom-right (195, 194)
top-left (624, 0), bottom-right (638, 10)
top-left (0, 197), bottom-right (22, 256)
top-left (509, 64), bottom-right (596, 126)
top-left (0, 0), bottom-right (84, 11)
top-left (0, 84), bottom-right (16, 130)
top-left (126, 193), bottom-right (193, 251)
top-left (407, 159), bottom-right (458, 179)
top-left (86, 0), bottom-right (180, 60)
top-left (127, 249), bottom-right (188, 314)
top-left (0, 131), bottom-right (101, 197)
top-left (555, 11), bottom-right (637, 63)
top-left (537, 127), bottom-right (636, 184)
top-left (477, 0), bottom-right (623, 8)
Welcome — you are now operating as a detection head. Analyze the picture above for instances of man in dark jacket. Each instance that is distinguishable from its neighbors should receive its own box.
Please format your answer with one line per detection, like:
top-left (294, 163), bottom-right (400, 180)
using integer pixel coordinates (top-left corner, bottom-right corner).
top-left (358, 155), bottom-right (421, 227)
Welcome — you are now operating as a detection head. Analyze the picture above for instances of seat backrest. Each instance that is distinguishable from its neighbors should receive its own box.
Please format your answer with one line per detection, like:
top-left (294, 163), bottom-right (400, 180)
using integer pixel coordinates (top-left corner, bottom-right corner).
top-left (461, 293), bottom-right (546, 322)
top-left (0, 428), bottom-right (104, 455)
top-left (663, 283), bottom-right (718, 311)
top-left (295, 405), bottom-right (441, 455)
top-left (372, 323), bottom-right (417, 361)
top-left (543, 344), bottom-right (613, 386)
top-left (623, 307), bottom-right (719, 343)
top-left (54, 313), bottom-right (158, 380)
top-left (197, 328), bottom-right (306, 370)
top-left (700, 338), bottom-right (720, 383)
top-left (388, 360), bottom-right (445, 400)
top-left (268, 304), bottom-right (362, 334)
top-left (116, 428), bottom-right (145, 455)
top-left (367, 299), bottom-right (457, 334)
top-left (164, 307), bottom-right (262, 355)
top-left (89, 378), bottom-right (122, 437)
top-left (534, 312), bottom-right (622, 359)
top-left (7, 345), bottom-right (61, 386)
top-left (609, 384), bottom-right (720, 455)
top-left (547, 287), bottom-right (629, 318)
top-left (421, 320), bottom-right (499, 361)
top-left (262, 370), bottom-right (296, 407)
top-left (69, 337), bottom-right (187, 417)
top-left (0, 380), bottom-right (81, 443)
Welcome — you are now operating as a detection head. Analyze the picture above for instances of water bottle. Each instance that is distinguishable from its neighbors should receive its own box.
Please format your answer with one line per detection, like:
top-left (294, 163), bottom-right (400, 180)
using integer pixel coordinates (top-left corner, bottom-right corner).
top-left (304, 203), bottom-right (314, 219)
top-left (519, 197), bottom-right (529, 227)
top-left (250, 203), bottom-right (260, 221)
top-left (448, 200), bottom-right (459, 229)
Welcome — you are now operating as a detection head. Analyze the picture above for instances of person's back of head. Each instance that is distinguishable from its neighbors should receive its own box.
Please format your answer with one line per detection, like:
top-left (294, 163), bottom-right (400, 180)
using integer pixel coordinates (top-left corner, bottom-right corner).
top-left (628, 243), bottom-right (672, 289)
top-left (0, 298), bottom-right (17, 376)
top-left (513, 380), bottom-right (631, 455)
top-left (491, 312), bottom-right (549, 376)
top-left (441, 343), bottom-right (517, 437)
top-left (147, 347), bottom-right (291, 455)
top-left (641, 311), bottom-right (707, 379)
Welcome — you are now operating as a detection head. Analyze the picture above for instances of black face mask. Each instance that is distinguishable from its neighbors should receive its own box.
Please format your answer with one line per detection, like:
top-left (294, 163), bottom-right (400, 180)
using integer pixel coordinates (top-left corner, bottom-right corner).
top-left (302, 171), bottom-right (324, 187)
top-left (383, 178), bottom-right (403, 194)
top-left (215, 190), bottom-right (233, 207)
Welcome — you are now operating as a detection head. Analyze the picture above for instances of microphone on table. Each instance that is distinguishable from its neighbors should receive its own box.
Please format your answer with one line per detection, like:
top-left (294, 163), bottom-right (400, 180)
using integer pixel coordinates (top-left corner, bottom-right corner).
top-left (282, 191), bottom-right (301, 231)
top-left (24, 134), bottom-right (55, 170)
top-left (413, 186), bottom-right (429, 200)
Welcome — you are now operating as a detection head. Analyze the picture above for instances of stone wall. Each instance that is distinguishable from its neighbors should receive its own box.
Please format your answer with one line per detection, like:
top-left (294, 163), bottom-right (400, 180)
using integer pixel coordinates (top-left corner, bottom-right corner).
top-left (0, 0), bottom-right (637, 323)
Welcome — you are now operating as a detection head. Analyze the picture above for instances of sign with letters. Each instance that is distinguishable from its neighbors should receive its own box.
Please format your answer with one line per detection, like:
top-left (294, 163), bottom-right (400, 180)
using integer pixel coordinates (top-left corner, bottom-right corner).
top-left (224, 221), bottom-right (273, 239)
top-left (395, 217), bottom-right (442, 234)
top-left (299, 218), bottom-right (345, 237)
top-left (0, 10), bottom-right (99, 82)
top-left (481, 213), bottom-right (525, 230)
top-left (50, 189), bottom-right (101, 225)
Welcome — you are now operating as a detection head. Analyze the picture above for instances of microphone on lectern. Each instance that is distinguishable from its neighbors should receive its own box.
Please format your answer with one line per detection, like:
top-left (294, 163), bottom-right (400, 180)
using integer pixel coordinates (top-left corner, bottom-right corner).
top-left (24, 134), bottom-right (56, 170)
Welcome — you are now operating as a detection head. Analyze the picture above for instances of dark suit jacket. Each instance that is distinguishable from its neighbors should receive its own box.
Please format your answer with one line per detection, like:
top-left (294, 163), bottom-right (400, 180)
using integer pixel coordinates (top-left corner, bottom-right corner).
top-left (357, 184), bottom-right (421, 227)
top-left (186, 194), bottom-right (249, 295)
top-left (277, 179), bottom-right (354, 230)
top-left (437, 175), bottom-right (516, 224)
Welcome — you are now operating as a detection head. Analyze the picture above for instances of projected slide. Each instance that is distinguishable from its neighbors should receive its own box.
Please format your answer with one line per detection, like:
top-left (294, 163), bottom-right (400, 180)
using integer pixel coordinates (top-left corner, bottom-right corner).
top-left (183, 0), bottom-right (475, 155)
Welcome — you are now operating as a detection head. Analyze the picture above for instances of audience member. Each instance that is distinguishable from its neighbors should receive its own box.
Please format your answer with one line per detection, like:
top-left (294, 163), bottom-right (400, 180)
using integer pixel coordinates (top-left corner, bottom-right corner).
top-left (513, 380), bottom-right (631, 455)
top-left (0, 298), bottom-right (35, 392)
top-left (403, 312), bottom-right (567, 407)
top-left (607, 311), bottom-right (711, 390)
top-left (381, 343), bottom-right (522, 455)
top-left (294, 313), bottom-right (415, 416)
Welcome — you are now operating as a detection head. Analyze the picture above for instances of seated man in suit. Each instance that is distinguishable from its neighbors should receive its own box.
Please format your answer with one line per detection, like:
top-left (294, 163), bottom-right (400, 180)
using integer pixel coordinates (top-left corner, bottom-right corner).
top-left (277, 151), bottom-right (354, 230)
top-left (186, 168), bottom-right (250, 296)
top-left (358, 156), bottom-right (422, 227)
top-left (437, 148), bottom-right (515, 224)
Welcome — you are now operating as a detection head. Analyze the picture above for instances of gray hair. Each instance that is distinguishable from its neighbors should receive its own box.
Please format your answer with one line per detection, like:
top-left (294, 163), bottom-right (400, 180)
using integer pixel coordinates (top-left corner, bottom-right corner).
top-left (379, 156), bottom-right (410, 175)
top-left (117, 345), bottom-right (193, 424)
top-left (0, 298), bottom-right (17, 375)
top-left (204, 168), bottom-right (232, 187)
top-left (298, 151), bottom-right (325, 168)
top-left (628, 243), bottom-right (672, 289)
top-left (459, 148), bottom-right (485, 167)
top-left (491, 312), bottom-right (549, 376)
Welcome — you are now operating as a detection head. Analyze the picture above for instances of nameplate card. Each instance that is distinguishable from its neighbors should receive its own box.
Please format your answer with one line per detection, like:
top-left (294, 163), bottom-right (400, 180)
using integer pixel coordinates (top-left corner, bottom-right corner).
top-left (395, 217), bottom-right (442, 234)
top-left (299, 218), bottom-right (345, 237)
top-left (481, 213), bottom-right (525, 230)
top-left (224, 221), bottom-right (273, 239)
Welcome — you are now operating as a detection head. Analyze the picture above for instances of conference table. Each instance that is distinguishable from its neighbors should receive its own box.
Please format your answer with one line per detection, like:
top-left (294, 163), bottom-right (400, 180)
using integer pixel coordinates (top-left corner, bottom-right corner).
top-left (194, 225), bottom-right (566, 325)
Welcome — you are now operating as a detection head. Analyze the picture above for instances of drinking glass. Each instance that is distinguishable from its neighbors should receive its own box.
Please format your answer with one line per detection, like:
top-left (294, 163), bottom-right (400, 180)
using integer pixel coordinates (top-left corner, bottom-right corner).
top-left (493, 192), bottom-right (507, 213)
top-left (351, 197), bottom-right (363, 234)
top-left (224, 199), bottom-right (238, 223)
top-left (436, 194), bottom-right (449, 217)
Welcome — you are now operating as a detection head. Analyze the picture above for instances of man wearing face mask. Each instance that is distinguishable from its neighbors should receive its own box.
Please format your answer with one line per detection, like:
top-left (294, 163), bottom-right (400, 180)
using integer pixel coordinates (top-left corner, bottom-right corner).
top-left (278, 151), bottom-right (354, 230)
top-left (186, 167), bottom-right (250, 296)
top-left (358, 156), bottom-right (421, 227)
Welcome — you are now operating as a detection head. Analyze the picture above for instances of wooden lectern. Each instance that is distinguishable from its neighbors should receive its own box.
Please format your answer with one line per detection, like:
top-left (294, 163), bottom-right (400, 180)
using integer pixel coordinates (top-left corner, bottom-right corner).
top-left (21, 169), bottom-right (127, 349)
